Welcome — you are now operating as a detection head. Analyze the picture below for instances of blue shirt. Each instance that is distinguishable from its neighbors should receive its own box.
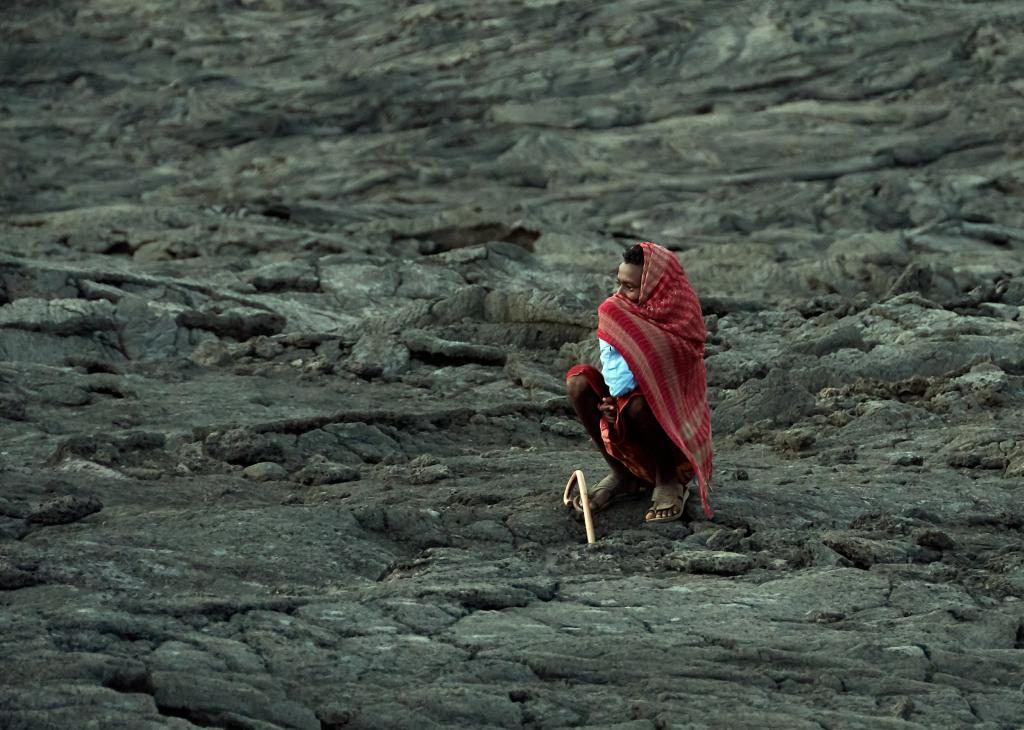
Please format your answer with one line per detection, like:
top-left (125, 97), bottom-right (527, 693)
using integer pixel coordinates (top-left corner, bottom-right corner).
top-left (599, 338), bottom-right (637, 397)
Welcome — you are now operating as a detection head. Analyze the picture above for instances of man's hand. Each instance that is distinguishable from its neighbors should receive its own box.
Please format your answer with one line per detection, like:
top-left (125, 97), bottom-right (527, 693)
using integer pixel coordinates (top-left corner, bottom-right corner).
top-left (598, 396), bottom-right (617, 424)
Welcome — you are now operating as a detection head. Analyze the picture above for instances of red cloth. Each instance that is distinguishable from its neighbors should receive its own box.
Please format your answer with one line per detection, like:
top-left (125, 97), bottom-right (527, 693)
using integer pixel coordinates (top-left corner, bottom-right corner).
top-left (596, 242), bottom-right (714, 516)
top-left (566, 364), bottom-right (694, 488)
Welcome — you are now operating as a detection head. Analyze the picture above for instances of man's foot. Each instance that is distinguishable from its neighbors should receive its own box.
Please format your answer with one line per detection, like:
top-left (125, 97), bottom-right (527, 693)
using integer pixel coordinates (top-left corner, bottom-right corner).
top-left (644, 484), bottom-right (688, 524)
top-left (570, 471), bottom-right (645, 515)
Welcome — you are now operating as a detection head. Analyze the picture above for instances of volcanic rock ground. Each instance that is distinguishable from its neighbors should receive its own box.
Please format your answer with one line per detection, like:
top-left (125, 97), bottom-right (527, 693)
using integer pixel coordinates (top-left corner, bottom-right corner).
top-left (2, 1), bottom-right (1024, 728)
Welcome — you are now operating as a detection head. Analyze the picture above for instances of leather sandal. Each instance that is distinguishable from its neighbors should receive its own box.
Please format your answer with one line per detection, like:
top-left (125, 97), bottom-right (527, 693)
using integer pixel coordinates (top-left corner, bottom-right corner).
top-left (644, 485), bottom-right (687, 524)
top-left (569, 473), bottom-right (645, 515)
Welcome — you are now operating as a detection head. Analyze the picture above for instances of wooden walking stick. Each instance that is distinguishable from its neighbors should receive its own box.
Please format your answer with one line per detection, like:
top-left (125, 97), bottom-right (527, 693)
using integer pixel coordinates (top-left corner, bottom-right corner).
top-left (562, 469), bottom-right (596, 544)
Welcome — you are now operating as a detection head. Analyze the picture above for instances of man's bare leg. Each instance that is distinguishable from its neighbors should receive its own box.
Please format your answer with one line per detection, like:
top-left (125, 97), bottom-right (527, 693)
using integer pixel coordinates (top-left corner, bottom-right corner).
top-left (566, 375), bottom-right (643, 507)
top-left (620, 395), bottom-right (687, 521)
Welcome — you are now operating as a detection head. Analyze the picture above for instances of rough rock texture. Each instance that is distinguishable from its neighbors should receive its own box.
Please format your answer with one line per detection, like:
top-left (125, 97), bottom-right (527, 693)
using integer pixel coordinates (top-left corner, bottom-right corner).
top-left (2, 1), bottom-right (1024, 729)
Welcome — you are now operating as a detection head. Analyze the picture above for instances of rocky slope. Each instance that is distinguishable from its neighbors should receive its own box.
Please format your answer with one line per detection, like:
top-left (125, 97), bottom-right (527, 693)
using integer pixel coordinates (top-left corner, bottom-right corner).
top-left (2, 1), bottom-right (1024, 728)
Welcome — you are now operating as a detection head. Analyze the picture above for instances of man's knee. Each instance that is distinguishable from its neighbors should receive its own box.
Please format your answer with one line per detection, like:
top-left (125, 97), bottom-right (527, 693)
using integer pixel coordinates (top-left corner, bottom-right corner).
top-left (566, 374), bottom-right (591, 401)
top-left (621, 394), bottom-right (650, 423)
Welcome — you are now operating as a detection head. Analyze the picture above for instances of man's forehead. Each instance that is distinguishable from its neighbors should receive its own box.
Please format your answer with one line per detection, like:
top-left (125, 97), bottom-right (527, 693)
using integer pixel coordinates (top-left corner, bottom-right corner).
top-left (617, 262), bottom-right (642, 279)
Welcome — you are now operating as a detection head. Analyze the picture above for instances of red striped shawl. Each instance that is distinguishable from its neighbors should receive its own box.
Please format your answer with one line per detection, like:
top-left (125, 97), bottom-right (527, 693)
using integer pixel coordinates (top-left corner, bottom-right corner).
top-left (597, 242), bottom-right (714, 516)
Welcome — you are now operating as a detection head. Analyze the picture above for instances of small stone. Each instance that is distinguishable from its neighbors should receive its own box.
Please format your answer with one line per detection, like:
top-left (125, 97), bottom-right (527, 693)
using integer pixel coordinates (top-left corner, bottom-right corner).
top-left (732, 423), bottom-right (765, 443)
top-left (666, 550), bottom-right (753, 575)
top-left (884, 645), bottom-right (926, 658)
top-left (55, 458), bottom-right (126, 480)
top-left (409, 454), bottom-right (440, 468)
top-left (317, 702), bottom-right (352, 727)
top-left (294, 455), bottom-right (359, 486)
top-left (734, 469), bottom-right (749, 481)
top-left (818, 446), bottom-right (856, 465)
top-left (243, 462), bottom-right (288, 482)
top-left (952, 363), bottom-right (1010, 406)
top-left (805, 610), bottom-right (845, 623)
top-left (913, 528), bottom-right (954, 551)
top-left (891, 452), bottom-right (924, 466)
top-left (251, 337), bottom-right (285, 359)
top-left (190, 340), bottom-right (233, 367)
top-left (775, 427), bottom-right (816, 452)
top-left (409, 462), bottom-right (451, 485)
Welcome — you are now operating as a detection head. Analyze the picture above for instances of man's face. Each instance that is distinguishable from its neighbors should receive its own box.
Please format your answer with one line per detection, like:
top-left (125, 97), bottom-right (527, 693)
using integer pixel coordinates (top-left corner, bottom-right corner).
top-left (616, 262), bottom-right (642, 303)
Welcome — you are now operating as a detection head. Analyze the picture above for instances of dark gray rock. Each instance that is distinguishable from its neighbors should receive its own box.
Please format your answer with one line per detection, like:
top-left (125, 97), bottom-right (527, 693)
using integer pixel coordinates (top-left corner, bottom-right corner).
top-left (178, 307), bottom-right (286, 341)
top-left (27, 495), bottom-right (102, 526)
top-left (405, 454), bottom-right (450, 486)
top-left (886, 262), bottom-right (934, 298)
top-left (713, 368), bottom-right (817, 435)
top-left (295, 428), bottom-right (342, 460)
top-left (38, 383), bottom-right (91, 407)
top-left (431, 286), bottom-right (488, 323)
top-left (821, 532), bottom-right (923, 568)
top-left (704, 350), bottom-right (769, 389)
top-left (116, 296), bottom-right (188, 360)
top-left (0, 557), bottom-right (39, 589)
top-left (774, 427), bottom-right (816, 453)
top-left (403, 329), bottom-right (506, 365)
top-left (0, 298), bottom-right (118, 335)
top-left (3, 3), bottom-right (1024, 729)
top-left (997, 276), bottom-right (1024, 306)
top-left (323, 422), bottom-right (402, 464)
top-left (666, 549), bottom-right (754, 575)
top-left (148, 671), bottom-right (319, 730)
top-left (0, 394), bottom-right (26, 420)
top-left (245, 262), bottom-right (320, 293)
top-left (346, 334), bottom-right (410, 379)
top-left (0, 328), bottom-right (124, 365)
top-left (790, 323), bottom-right (867, 357)
top-left (204, 428), bottom-right (286, 467)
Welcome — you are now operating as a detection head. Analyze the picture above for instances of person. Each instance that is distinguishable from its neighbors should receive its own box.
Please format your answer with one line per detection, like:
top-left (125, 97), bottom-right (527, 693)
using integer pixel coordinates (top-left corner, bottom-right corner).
top-left (565, 242), bottom-right (713, 523)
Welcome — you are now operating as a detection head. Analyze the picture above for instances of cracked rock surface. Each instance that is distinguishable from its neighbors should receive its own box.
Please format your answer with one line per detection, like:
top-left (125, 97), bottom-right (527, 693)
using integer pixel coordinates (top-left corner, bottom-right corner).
top-left (3, 1), bottom-right (1024, 728)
